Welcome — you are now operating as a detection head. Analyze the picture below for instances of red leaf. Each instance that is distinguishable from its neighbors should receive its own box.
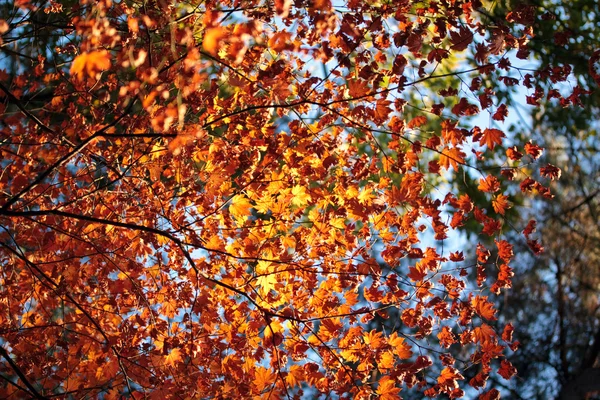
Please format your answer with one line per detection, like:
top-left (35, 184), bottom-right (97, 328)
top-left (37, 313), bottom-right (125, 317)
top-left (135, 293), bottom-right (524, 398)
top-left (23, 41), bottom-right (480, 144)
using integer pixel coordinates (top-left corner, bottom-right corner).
top-left (524, 142), bottom-right (543, 159)
top-left (497, 359), bottom-right (517, 380)
top-left (540, 164), bottom-right (561, 180)
top-left (501, 323), bottom-right (514, 343)
top-left (450, 26), bottom-right (473, 51)
top-left (492, 104), bottom-right (509, 121)
top-left (479, 389), bottom-right (501, 400)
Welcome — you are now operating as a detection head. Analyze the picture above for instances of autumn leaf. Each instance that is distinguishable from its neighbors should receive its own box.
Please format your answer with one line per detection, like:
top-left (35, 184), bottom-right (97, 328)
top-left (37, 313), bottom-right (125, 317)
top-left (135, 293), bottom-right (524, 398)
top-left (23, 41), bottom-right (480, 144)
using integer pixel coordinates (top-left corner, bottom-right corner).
top-left (348, 79), bottom-right (370, 97)
top-left (203, 27), bottom-right (228, 55)
top-left (524, 142), bottom-right (543, 159)
top-left (439, 147), bottom-right (466, 170)
top-left (164, 348), bottom-right (183, 367)
top-left (472, 296), bottom-right (497, 320)
top-left (450, 26), bottom-right (473, 51)
top-left (253, 367), bottom-right (275, 391)
top-left (377, 376), bottom-right (402, 400)
top-left (492, 194), bottom-right (511, 214)
top-left (478, 175), bottom-right (501, 193)
top-left (268, 31), bottom-right (292, 52)
top-left (291, 185), bottom-right (311, 207)
top-left (286, 365), bottom-right (304, 388)
top-left (437, 367), bottom-right (464, 391)
top-left (70, 50), bottom-right (111, 80)
top-left (407, 115), bottom-right (427, 128)
top-left (497, 359), bottom-right (517, 380)
top-left (229, 194), bottom-right (253, 221)
top-left (473, 323), bottom-right (497, 344)
top-left (479, 128), bottom-right (505, 150)
top-left (388, 332), bottom-right (413, 359)
top-left (540, 164), bottom-right (561, 180)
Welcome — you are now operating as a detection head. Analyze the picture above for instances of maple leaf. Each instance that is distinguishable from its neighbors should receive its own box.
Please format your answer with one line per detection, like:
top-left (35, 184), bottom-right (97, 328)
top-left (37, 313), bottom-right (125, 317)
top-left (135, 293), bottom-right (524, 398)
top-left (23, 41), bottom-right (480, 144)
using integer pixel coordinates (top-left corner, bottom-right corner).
top-left (497, 359), bottom-right (517, 380)
top-left (501, 323), bottom-right (514, 343)
top-left (492, 104), bottom-right (509, 121)
top-left (492, 194), bottom-right (511, 214)
top-left (164, 348), bottom-right (183, 367)
top-left (473, 323), bottom-right (497, 344)
top-left (540, 164), bottom-right (561, 180)
top-left (388, 333), bottom-right (413, 359)
top-left (407, 115), bottom-right (427, 129)
top-left (377, 376), bottom-right (402, 400)
top-left (253, 367), bottom-right (275, 391)
top-left (472, 296), bottom-right (497, 320)
top-left (438, 326), bottom-right (457, 348)
top-left (450, 26), bottom-right (473, 51)
top-left (479, 128), bottom-right (505, 150)
top-left (437, 367), bottom-right (464, 392)
top-left (452, 97), bottom-right (479, 116)
top-left (229, 194), bottom-right (253, 221)
top-left (203, 27), bottom-right (228, 55)
top-left (348, 79), bottom-right (370, 98)
top-left (495, 239), bottom-right (514, 262)
top-left (478, 175), bottom-right (501, 193)
top-left (291, 185), bottom-right (311, 207)
top-left (439, 147), bottom-right (466, 170)
top-left (70, 50), bottom-right (110, 80)
top-left (524, 142), bottom-right (543, 159)
top-left (286, 365), bottom-right (304, 388)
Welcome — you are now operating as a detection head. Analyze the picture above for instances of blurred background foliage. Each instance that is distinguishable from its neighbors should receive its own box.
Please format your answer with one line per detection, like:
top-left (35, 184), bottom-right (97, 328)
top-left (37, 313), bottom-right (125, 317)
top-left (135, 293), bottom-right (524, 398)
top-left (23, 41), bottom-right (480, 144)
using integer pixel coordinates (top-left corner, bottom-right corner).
top-left (480, 0), bottom-right (600, 398)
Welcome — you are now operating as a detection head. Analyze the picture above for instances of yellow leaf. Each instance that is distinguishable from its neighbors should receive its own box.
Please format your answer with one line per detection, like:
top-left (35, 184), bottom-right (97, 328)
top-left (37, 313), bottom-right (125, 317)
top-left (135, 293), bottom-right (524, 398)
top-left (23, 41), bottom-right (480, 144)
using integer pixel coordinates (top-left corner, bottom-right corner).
top-left (378, 350), bottom-right (395, 371)
top-left (256, 273), bottom-right (278, 296)
top-left (70, 50), bottom-right (111, 80)
top-left (203, 27), bottom-right (228, 55)
top-left (164, 348), bottom-right (182, 367)
top-left (291, 185), bottom-right (311, 207)
top-left (229, 194), bottom-right (252, 221)
top-left (358, 187), bottom-right (375, 205)
top-left (281, 235), bottom-right (296, 250)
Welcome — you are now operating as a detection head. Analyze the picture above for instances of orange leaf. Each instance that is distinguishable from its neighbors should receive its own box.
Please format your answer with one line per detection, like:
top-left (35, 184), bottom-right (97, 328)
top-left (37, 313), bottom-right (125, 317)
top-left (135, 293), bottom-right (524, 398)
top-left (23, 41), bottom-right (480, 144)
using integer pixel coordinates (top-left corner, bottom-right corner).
top-left (203, 27), bottom-right (228, 55)
top-left (407, 115), bottom-right (427, 128)
top-left (472, 296), bottom-right (497, 320)
top-left (164, 348), bottom-right (182, 367)
top-left (492, 193), bottom-right (511, 214)
top-left (497, 359), bottom-right (517, 380)
top-left (348, 79), bottom-right (370, 98)
top-left (253, 367), bottom-right (275, 391)
top-left (388, 332), bottom-right (413, 359)
top-left (473, 323), bottom-right (496, 344)
top-left (229, 194), bottom-right (252, 221)
top-left (70, 50), bottom-right (111, 80)
top-left (479, 128), bottom-right (505, 150)
top-left (439, 147), bottom-right (466, 170)
top-left (376, 376), bottom-right (402, 400)
top-left (478, 175), bottom-right (500, 193)
top-left (268, 31), bottom-right (292, 52)
top-left (437, 366), bottom-right (464, 391)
